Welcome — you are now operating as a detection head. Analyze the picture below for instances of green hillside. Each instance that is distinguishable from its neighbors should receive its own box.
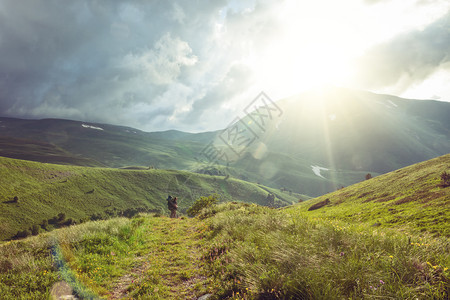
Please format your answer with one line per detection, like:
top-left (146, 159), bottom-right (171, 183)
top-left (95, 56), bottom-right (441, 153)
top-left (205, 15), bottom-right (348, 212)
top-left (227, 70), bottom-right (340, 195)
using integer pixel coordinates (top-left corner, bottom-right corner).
top-left (0, 155), bottom-right (449, 299)
top-left (1, 89), bottom-right (449, 198)
top-left (290, 153), bottom-right (450, 237)
top-left (0, 156), bottom-right (299, 241)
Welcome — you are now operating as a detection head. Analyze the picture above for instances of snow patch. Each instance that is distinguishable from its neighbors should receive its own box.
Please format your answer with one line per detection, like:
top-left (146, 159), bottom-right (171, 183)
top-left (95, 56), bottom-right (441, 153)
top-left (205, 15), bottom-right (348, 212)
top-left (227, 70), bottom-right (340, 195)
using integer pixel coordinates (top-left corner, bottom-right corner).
top-left (311, 165), bottom-right (329, 179)
top-left (388, 100), bottom-right (398, 108)
top-left (82, 124), bottom-right (104, 131)
top-left (376, 100), bottom-right (397, 109)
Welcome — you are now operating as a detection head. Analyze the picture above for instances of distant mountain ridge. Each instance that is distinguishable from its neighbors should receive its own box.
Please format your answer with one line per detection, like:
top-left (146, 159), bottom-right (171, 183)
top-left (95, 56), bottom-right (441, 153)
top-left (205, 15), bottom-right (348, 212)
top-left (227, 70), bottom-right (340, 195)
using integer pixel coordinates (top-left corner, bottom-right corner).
top-left (199, 88), bottom-right (450, 196)
top-left (0, 116), bottom-right (215, 169)
top-left (1, 88), bottom-right (449, 197)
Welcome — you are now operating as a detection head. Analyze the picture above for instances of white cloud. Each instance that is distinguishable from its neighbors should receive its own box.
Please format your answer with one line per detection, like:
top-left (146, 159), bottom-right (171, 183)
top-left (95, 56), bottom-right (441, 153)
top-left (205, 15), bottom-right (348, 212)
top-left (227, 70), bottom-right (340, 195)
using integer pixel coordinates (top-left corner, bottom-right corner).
top-left (122, 33), bottom-right (198, 85)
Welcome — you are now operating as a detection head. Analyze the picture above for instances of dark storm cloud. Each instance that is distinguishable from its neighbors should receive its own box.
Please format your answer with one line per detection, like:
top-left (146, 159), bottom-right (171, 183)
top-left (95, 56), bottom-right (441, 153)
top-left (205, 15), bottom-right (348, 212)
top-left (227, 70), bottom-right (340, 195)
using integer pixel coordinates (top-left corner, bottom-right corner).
top-left (0, 0), bottom-right (231, 131)
top-left (0, 0), bottom-right (284, 131)
top-left (354, 10), bottom-right (450, 91)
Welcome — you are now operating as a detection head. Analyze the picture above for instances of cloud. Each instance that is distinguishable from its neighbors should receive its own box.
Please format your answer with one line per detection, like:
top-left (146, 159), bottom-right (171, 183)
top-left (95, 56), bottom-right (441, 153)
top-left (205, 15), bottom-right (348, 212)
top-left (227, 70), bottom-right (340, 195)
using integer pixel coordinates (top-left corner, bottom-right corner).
top-left (0, 0), bottom-right (448, 132)
top-left (121, 33), bottom-right (198, 85)
top-left (0, 0), bottom-right (227, 131)
top-left (353, 10), bottom-right (450, 92)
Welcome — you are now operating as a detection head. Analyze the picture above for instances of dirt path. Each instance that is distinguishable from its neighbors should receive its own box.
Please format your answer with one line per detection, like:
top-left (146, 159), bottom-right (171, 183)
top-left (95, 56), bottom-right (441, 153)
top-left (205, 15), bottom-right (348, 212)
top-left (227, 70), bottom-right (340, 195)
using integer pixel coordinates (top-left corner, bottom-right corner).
top-left (109, 217), bottom-right (212, 299)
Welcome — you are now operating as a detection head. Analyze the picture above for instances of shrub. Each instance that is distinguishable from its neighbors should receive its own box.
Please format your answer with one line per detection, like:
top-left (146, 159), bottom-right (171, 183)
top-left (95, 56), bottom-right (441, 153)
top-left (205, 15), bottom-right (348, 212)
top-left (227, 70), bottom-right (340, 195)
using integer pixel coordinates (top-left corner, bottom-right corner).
top-left (308, 198), bottom-right (330, 211)
top-left (40, 219), bottom-right (49, 230)
top-left (90, 213), bottom-right (103, 221)
top-left (365, 173), bottom-right (372, 180)
top-left (440, 171), bottom-right (450, 187)
top-left (187, 194), bottom-right (219, 217)
top-left (30, 224), bottom-right (41, 236)
top-left (57, 213), bottom-right (66, 223)
top-left (15, 229), bottom-right (31, 239)
top-left (48, 216), bottom-right (58, 224)
top-left (266, 193), bottom-right (275, 207)
top-left (62, 218), bottom-right (75, 226)
top-left (122, 208), bottom-right (139, 218)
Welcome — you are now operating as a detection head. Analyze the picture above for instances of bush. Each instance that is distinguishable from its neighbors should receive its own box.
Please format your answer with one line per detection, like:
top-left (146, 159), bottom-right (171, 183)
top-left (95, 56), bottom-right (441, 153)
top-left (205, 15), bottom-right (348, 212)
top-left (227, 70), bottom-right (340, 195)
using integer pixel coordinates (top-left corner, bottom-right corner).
top-left (62, 218), bottom-right (75, 226)
top-left (30, 224), bottom-right (40, 236)
top-left (308, 198), bottom-right (330, 211)
top-left (187, 194), bottom-right (219, 217)
top-left (440, 171), bottom-right (450, 187)
top-left (40, 219), bottom-right (49, 230)
top-left (15, 229), bottom-right (31, 239)
top-left (90, 213), bottom-right (103, 221)
top-left (57, 213), bottom-right (66, 222)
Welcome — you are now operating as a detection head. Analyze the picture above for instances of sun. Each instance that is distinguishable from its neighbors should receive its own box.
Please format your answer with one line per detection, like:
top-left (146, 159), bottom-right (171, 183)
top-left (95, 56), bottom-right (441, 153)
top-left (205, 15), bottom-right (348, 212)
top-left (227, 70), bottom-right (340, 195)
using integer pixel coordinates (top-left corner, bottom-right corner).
top-left (245, 1), bottom-right (360, 98)
top-left (244, 0), bottom-right (450, 100)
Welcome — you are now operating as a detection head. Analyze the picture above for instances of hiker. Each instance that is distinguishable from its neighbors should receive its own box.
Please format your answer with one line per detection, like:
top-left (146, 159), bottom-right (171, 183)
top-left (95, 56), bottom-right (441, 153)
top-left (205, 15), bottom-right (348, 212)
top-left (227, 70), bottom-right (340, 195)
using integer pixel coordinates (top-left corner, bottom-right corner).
top-left (167, 195), bottom-right (178, 218)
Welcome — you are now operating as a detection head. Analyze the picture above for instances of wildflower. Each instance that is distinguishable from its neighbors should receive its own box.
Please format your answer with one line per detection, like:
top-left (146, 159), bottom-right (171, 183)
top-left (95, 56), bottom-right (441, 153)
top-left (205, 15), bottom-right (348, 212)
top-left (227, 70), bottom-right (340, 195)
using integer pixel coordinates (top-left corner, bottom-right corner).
top-left (444, 268), bottom-right (448, 271)
top-left (379, 280), bottom-right (385, 285)
top-left (340, 252), bottom-right (345, 256)
top-left (389, 255), bottom-right (393, 259)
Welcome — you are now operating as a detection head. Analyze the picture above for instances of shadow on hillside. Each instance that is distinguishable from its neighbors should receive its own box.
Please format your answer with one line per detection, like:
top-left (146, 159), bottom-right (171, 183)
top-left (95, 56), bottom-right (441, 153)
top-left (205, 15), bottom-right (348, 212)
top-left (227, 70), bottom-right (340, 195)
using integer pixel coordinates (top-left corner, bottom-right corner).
top-left (3, 200), bottom-right (18, 204)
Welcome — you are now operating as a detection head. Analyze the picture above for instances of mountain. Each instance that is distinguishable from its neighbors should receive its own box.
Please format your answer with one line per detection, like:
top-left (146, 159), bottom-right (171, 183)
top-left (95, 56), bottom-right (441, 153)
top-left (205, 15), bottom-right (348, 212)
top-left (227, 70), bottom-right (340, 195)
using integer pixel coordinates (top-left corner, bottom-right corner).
top-left (1, 88), bottom-right (449, 197)
top-left (214, 88), bottom-right (450, 196)
top-left (0, 117), bottom-right (214, 169)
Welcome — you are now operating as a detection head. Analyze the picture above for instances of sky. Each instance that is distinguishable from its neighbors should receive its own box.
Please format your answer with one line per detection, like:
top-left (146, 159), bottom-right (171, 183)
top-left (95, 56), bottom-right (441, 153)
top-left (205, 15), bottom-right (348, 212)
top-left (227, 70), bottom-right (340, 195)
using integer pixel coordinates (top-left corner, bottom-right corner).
top-left (0, 0), bottom-right (449, 132)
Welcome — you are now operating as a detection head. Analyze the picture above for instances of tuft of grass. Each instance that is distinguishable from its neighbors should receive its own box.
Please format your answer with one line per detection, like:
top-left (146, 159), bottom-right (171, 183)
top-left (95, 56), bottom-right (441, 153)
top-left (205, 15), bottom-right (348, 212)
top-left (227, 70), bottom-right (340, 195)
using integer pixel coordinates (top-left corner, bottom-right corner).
top-left (202, 202), bottom-right (450, 299)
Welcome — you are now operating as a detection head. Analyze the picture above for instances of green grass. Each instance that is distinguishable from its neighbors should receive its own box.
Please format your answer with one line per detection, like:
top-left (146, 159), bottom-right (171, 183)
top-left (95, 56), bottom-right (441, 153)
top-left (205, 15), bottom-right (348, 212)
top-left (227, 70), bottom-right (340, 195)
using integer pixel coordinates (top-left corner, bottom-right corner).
top-left (201, 202), bottom-right (450, 299)
top-left (0, 215), bottom-right (215, 299)
top-left (291, 153), bottom-right (450, 237)
top-left (1, 203), bottom-right (448, 299)
top-left (0, 156), bottom-right (298, 241)
top-left (0, 154), bottom-right (448, 299)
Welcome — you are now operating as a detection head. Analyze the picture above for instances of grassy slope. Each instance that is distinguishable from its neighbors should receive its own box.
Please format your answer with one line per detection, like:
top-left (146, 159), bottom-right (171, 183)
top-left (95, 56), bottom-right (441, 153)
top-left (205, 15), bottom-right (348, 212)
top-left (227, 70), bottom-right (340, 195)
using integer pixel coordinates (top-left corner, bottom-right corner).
top-left (1, 205), bottom-right (448, 299)
top-left (1, 155), bottom-right (449, 299)
top-left (289, 153), bottom-right (450, 237)
top-left (0, 156), bottom-right (298, 241)
top-left (0, 216), bottom-right (213, 299)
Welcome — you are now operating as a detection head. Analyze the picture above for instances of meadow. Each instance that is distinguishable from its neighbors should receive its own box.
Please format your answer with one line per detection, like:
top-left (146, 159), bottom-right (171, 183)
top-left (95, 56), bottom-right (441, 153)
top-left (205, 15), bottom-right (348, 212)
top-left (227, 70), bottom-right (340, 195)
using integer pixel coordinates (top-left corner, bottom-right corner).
top-left (0, 156), bottom-right (298, 241)
top-left (0, 154), bottom-right (448, 299)
top-left (0, 202), bottom-right (448, 299)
